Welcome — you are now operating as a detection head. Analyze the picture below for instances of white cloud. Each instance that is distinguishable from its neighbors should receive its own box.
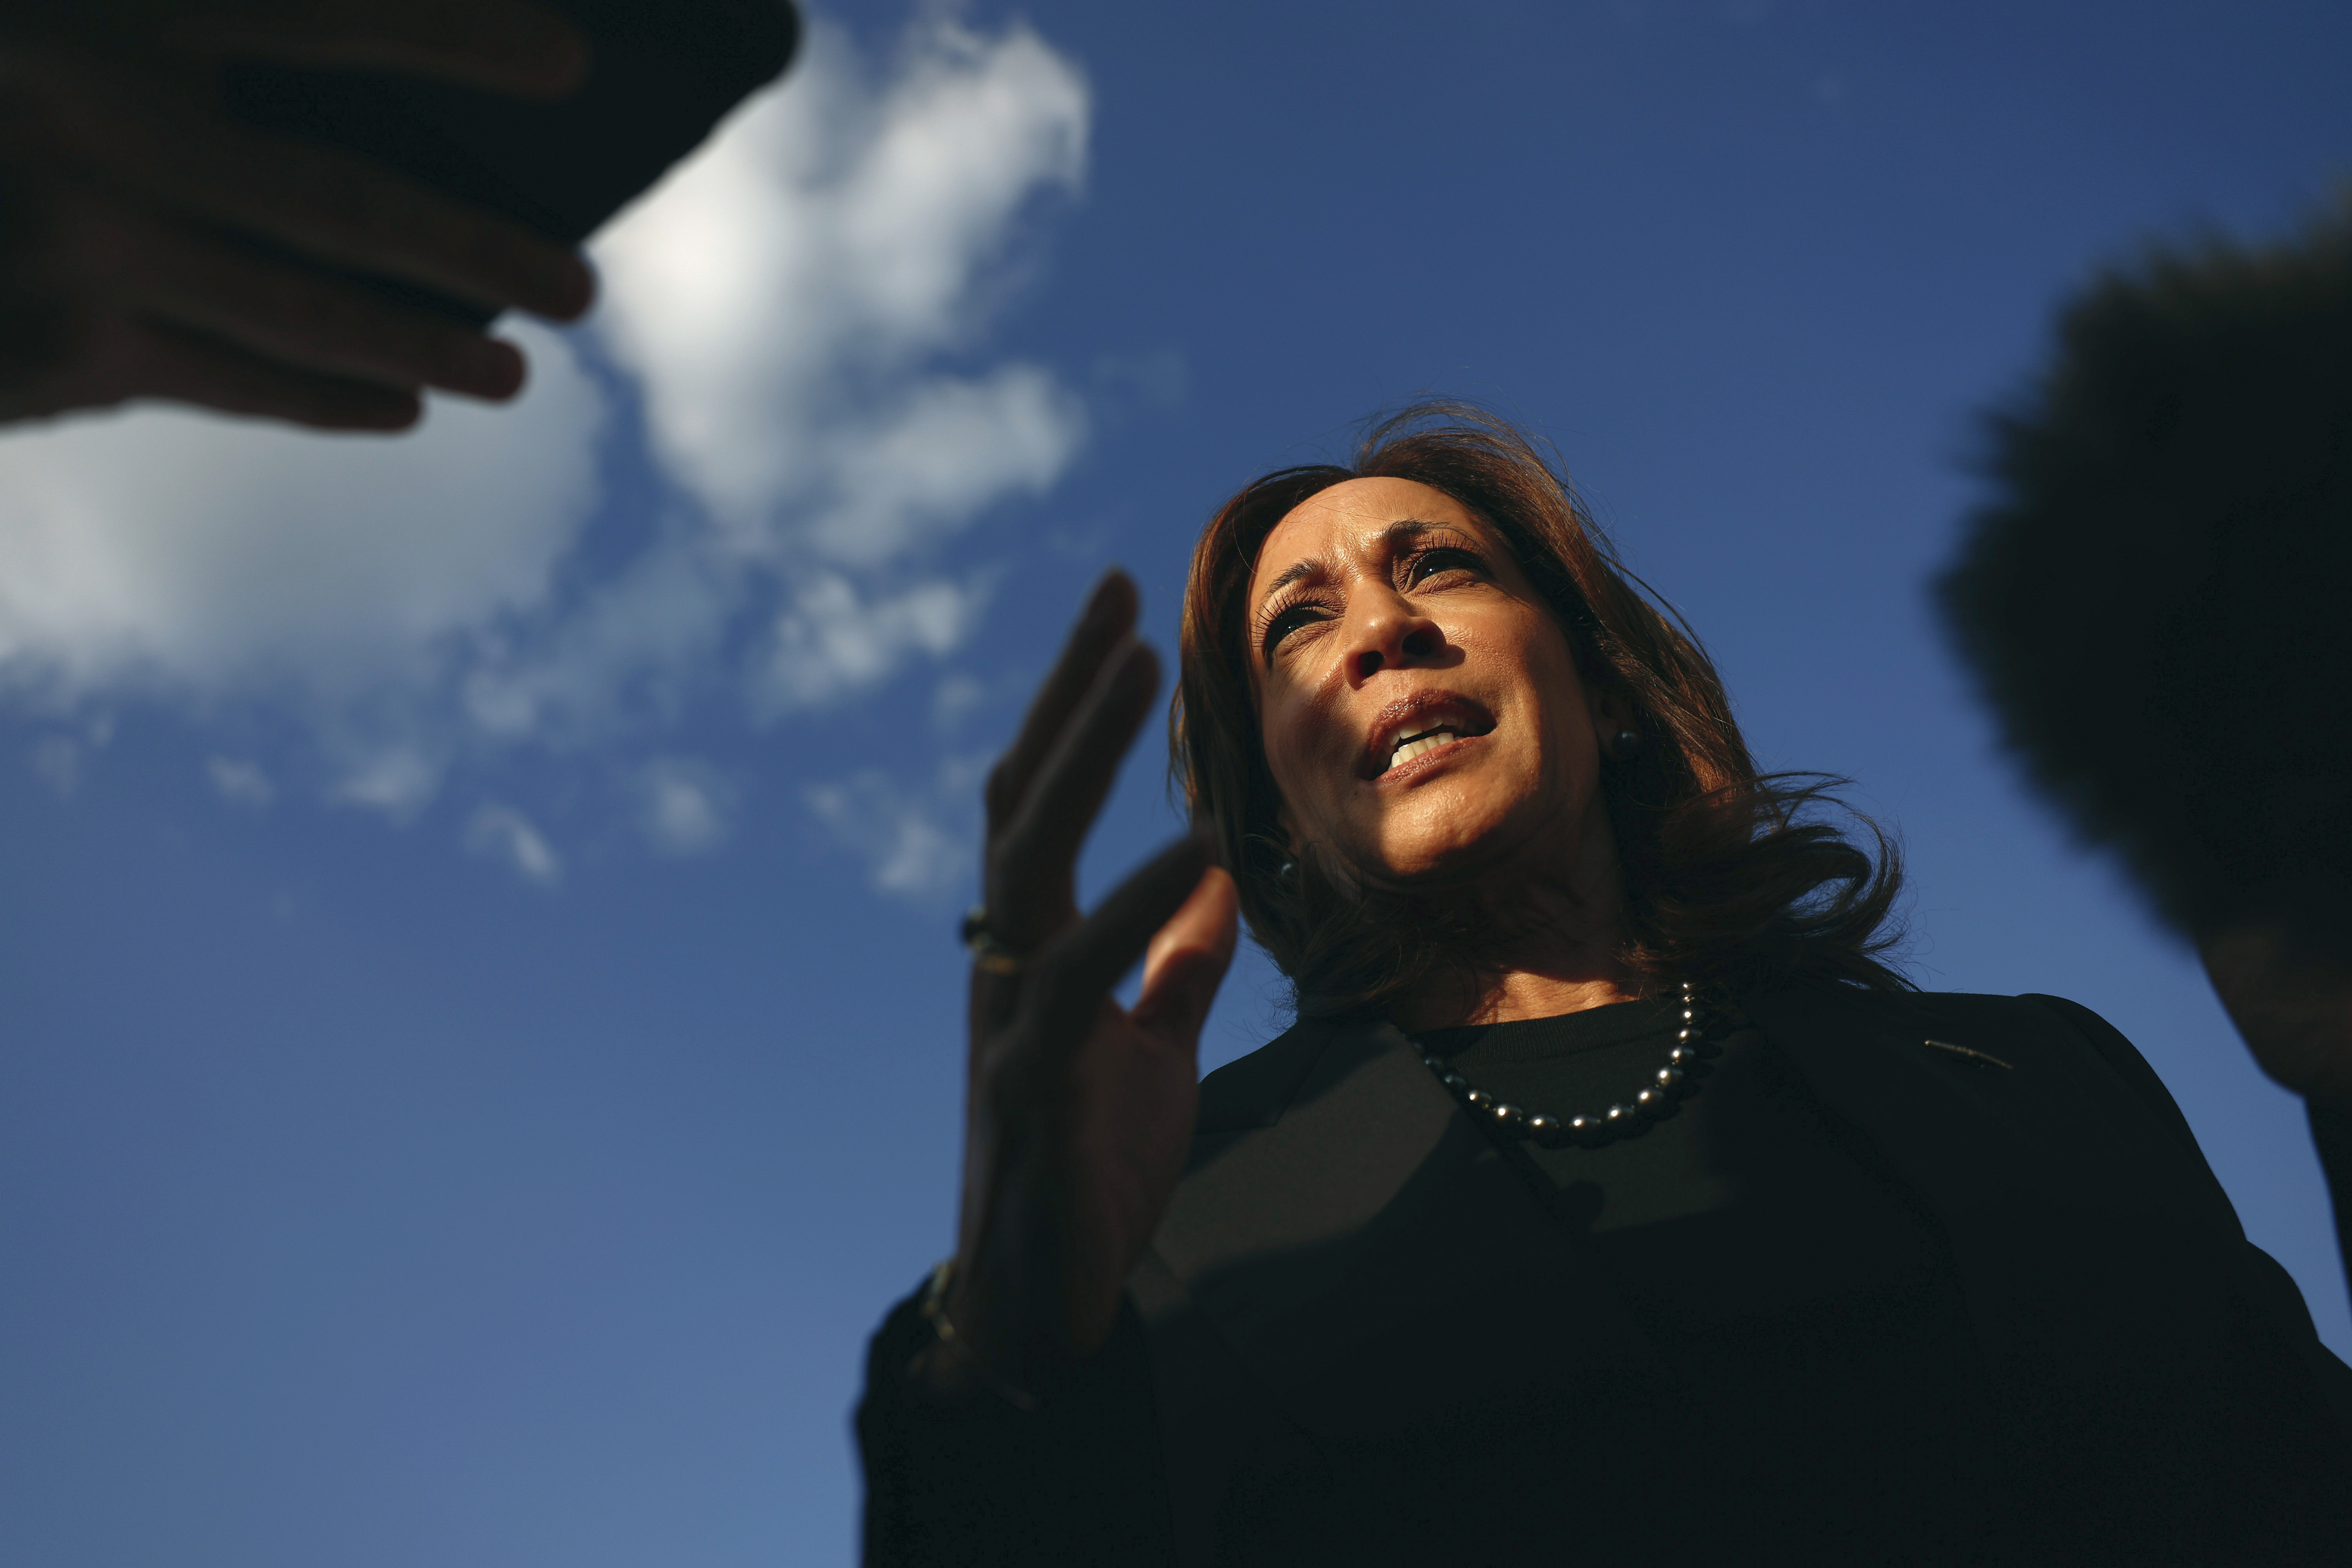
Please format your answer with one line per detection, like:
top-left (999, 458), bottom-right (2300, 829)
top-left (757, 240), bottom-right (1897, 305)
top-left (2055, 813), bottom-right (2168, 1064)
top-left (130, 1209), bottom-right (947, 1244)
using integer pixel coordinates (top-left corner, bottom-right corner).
top-left (593, 12), bottom-right (1087, 717)
top-left (593, 16), bottom-right (1089, 557)
top-left (756, 571), bottom-right (989, 715)
top-left (808, 772), bottom-right (964, 898)
top-left (26, 713), bottom-right (111, 797)
top-left (0, 9), bottom-right (1093, 864)
top-left (465, 804), bottom-right (563, 886)
top-left (808, 365), bottom-right (1083, 570)
top-left (330, 739), bottom-right (449, 821)
top-left (637, 757), bottom-right (735, 855)
top-left (0, 322), bottom-right (606, 702)
top-left (806, 751), bottom-right (987, 899)
top-left (206, 755), bottom-right (275, 809)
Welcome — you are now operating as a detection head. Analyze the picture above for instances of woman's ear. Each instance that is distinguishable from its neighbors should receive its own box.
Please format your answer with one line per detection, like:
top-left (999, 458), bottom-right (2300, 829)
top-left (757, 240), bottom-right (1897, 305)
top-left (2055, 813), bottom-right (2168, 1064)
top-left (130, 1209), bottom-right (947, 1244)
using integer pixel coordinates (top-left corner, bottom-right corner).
top-left (1591, 688), bottom-right (1637, 751)
top-left (1270, 802), bottom-right (1356, 894)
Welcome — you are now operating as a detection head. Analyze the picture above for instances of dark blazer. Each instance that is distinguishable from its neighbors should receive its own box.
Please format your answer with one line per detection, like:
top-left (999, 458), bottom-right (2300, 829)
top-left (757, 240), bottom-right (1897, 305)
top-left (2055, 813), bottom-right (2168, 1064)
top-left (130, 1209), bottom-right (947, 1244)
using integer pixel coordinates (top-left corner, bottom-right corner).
top-left (863, 985), bottom-right (2352, 1566)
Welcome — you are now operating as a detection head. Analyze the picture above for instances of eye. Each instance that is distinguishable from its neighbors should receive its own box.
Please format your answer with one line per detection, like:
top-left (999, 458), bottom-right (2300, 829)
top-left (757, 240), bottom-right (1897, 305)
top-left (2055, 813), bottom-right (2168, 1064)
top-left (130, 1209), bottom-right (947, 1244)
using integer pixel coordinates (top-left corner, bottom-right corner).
top-left (1259, 598), bottom-right (1329, 654)
top-left (1405, 546), bottom-right (1483, 586)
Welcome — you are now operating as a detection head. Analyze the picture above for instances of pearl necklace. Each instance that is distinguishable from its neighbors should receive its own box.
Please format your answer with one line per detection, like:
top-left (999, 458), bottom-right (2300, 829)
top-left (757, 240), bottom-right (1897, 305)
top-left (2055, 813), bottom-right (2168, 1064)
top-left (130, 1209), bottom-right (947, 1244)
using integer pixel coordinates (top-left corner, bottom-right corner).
top-left (1420, 982), bottom-right (1735, 1149)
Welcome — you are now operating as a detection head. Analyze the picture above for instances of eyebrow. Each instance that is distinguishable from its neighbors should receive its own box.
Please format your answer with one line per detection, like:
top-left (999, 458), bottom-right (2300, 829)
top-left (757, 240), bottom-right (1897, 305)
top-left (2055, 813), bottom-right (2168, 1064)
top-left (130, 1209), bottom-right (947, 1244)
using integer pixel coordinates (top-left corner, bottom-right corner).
top-left (1254, 518), bottom-right (1460, 608)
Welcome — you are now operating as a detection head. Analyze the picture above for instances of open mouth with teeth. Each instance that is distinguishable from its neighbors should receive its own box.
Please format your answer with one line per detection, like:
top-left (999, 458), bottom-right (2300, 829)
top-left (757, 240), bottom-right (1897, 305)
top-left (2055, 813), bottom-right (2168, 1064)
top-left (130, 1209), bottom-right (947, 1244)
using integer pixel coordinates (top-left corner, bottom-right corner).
top-left (1365, 697), bottom-right (1498, 780)
top-left (1388, 727), bottom-right (1467, 771)
top-left (1373, 713), bottom-right (1496, 779)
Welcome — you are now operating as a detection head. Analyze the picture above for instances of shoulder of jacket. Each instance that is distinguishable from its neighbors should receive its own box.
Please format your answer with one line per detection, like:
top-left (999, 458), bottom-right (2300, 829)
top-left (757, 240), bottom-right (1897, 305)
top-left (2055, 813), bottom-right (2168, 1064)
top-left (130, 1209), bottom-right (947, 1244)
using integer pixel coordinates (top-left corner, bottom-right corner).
top-left (1743, 982), bottom-right (2138, 1070)
top-left (1744, 978), bottom-right (2100, 1032)
top-left (1897, 988), bottom-right (2139, 1061)
top-left (1195, 1015), bottom-right (1348, 1135)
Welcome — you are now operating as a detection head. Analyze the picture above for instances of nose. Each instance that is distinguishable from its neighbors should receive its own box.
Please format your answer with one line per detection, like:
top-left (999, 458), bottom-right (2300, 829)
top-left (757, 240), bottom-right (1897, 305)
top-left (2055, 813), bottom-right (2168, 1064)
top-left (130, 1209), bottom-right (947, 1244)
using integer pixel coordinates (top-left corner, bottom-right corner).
top-left (1343, 590), bottom-right (1445, 685)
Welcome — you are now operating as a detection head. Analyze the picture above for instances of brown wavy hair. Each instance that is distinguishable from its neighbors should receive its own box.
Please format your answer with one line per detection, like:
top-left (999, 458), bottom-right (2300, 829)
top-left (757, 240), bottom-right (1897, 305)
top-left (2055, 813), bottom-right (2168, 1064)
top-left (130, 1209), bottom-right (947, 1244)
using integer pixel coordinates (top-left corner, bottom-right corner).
top-left (1171, 403), bottom-right (1908, 1018)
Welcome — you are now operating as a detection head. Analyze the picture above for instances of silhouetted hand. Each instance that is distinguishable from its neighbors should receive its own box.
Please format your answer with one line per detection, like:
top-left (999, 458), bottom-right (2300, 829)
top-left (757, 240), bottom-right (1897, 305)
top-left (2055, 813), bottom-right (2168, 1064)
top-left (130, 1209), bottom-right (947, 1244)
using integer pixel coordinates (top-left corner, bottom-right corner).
top-left (0, 0), bottom-right (596, 431)
top-left (922, 570), bottom-right (1239, 1404)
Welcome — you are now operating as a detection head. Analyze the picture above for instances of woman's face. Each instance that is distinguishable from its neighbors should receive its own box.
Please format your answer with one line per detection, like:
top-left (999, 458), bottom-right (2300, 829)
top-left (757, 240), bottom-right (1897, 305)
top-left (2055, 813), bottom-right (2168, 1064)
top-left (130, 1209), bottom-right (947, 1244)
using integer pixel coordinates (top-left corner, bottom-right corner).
top-left (1248, 477), bottom-right (1621, 890)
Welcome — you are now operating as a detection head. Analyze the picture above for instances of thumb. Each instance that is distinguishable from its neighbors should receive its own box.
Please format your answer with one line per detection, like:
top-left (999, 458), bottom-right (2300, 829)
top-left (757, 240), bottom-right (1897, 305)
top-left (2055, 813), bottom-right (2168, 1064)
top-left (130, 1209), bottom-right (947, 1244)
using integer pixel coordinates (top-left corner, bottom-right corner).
top-left (1132, 866), bottom-right (1239, 1043)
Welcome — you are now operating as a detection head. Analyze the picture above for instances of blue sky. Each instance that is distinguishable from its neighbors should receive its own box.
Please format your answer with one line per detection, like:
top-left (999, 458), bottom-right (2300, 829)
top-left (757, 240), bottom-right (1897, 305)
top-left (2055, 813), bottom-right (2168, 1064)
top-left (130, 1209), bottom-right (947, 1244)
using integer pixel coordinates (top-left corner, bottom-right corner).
top-left (5, 2), bottom-right (2350, 1563)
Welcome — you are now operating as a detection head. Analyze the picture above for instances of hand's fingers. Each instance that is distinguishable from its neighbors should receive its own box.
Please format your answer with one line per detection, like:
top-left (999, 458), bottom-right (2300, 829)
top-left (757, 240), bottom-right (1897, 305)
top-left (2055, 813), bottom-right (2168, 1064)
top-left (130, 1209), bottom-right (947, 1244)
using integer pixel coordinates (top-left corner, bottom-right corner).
top-left (0, 179), bottom-right (437, 427)
top-left (987, 637), bottom-right (1158, 947)
top-left (172, 1), bottom-right (589, 99)
top-left (160, 126), bottom-right (594, 319)
top-left (1020, 835), bottom-right (1217, 1051)
top-left (37, 66), bottom-right (593, 319)
top-left (985, 571), bottom-right (1138, 836)
top-left (1132, 867), bottom-right (1239, 1043)
top-left (133, 318), bottom-right (423, 427)
top-left (61, 313), bottom-right (423, 428)
top-left (118, 203), bottom-right (526, 399)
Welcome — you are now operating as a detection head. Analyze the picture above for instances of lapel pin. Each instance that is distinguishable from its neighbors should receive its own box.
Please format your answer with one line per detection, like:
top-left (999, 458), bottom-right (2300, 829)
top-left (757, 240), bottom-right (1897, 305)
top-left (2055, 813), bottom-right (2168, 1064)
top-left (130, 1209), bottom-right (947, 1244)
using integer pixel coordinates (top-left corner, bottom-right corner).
top-left (1922, 1039), bottom-right (2015, 1071)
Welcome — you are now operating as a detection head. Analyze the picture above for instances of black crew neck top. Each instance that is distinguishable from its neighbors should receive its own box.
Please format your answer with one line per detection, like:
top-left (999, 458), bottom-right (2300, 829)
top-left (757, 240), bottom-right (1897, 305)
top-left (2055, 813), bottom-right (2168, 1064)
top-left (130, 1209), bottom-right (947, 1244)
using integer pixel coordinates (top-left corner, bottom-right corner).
top-left (859, 997), bottom-right (2100, 1564)
top-left (1413, 998), bottom-right (2011, 1560)
top-left (859, 993), bottom-right (2352, 1566)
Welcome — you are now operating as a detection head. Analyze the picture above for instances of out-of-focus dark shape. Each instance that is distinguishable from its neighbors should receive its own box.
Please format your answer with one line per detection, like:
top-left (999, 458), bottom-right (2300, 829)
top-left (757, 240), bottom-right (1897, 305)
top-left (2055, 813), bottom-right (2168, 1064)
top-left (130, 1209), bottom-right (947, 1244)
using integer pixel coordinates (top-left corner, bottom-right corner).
top-left (1939, 191), bottom-right (2352, 1112)
top-left (0, 0), bottom-right (797, 431)
top-left (1941, 192), bottom-right (2352, 948)
top-left (223, 0), bottom-right (801, 325)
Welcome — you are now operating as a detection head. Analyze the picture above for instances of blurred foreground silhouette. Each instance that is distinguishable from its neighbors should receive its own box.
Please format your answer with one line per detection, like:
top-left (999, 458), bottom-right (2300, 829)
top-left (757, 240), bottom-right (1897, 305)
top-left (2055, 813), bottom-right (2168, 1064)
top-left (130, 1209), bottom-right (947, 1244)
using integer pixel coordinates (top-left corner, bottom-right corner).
top-left (1942, 191), bottom-right (2352, 1261)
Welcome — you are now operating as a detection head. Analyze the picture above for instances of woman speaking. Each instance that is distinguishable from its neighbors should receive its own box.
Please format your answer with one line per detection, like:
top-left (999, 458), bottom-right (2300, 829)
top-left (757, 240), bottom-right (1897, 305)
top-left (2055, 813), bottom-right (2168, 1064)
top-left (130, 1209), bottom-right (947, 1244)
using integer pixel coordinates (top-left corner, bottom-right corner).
top-left (856, 408), bottom-right (2352, 1564)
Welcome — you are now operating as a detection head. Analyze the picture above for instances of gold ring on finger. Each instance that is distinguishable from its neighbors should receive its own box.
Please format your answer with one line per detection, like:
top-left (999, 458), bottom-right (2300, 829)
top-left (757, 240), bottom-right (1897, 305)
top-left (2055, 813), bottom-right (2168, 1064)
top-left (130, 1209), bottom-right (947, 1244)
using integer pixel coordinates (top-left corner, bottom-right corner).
top-left (960, 906), bottom-right (1032, 977)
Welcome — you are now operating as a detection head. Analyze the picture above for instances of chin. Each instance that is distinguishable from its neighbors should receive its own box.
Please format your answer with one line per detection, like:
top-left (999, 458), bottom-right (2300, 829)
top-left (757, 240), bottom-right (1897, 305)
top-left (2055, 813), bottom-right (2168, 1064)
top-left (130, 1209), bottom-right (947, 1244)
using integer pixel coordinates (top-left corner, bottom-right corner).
top-left (1345, 791), bottom-right (1577, 891)
top-left (1352, 822), bottom-right (1526, 890)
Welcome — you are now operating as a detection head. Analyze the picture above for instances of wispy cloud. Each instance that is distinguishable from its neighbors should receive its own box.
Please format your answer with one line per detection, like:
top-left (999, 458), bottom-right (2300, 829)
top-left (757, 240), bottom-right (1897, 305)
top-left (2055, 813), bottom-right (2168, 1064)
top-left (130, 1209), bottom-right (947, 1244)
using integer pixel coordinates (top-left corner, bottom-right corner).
top-left (806, 751), bottom-right (988, 902)
top-left (30, 733), bottom-right (80, 799)
top-left (465, 804), bottom-right (564, 886)
top-left (755, 571), bottom-right (991, 715)
top-left (0, 10), bottom-right (1091, 889)
top-left (206, 756), bottom-right (275, 809)
top-left (636, 756), bottom-right (736, 856)
top-left (24, 713), bottom-right (113, 799)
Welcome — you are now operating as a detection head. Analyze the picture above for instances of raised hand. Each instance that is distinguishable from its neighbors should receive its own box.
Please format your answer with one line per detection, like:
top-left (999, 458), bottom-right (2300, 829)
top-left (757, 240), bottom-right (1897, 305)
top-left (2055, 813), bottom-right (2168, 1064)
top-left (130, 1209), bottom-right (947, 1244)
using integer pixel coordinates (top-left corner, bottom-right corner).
top-left (922, 570), bottom-right (1239, 1404)
top-left (0, 0), bottom-right (596, 430)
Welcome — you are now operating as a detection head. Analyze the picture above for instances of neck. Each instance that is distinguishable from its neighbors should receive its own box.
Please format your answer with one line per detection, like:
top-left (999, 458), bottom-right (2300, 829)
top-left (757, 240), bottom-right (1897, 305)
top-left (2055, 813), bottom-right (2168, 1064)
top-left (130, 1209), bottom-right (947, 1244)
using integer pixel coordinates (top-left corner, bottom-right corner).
top-left (1388, 823), bottom-right (1637, 1032)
